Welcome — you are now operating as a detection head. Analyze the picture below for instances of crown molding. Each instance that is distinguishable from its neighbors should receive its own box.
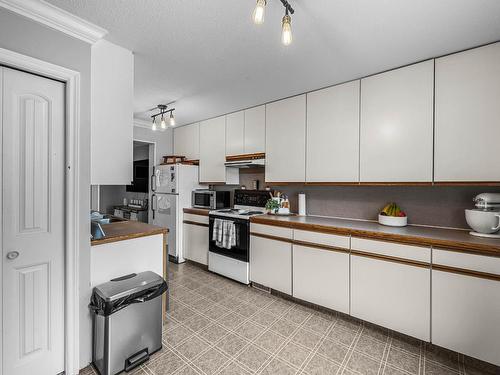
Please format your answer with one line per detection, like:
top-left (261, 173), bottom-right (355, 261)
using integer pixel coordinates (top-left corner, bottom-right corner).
top-left (0, 0), bottom-right (108, 44)
top-left (134, 117), bottom-right (153, 129)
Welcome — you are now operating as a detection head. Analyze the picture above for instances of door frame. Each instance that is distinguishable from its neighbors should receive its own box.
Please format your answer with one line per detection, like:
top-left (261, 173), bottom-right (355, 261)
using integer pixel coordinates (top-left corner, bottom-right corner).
top-left (0, 47), bottom-right (81, 375)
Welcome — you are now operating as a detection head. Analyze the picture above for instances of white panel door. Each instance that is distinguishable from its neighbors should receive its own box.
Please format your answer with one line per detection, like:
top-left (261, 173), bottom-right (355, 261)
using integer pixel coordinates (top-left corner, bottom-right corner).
top-left (306, 81), bottom-right (360, 182)
top-left (265, 95), bottom-right (306, 182)
top-left (244, 105), bottom-right (265, 154)
top-left (250, 235), bottom-right (292, 294)
top-left (2, 68), bottom-right (65, 375)
top-left (226, 111), bottom-right (244, 156)
top-left (435, 42), bottom-right (500, 182)
top-left (351, 255), bottom-right (430, 341)
top-left (360, 60), bottom-right (434, 182)
top-left (293, 245), bottom-right (349, 314)
top-left (199, 116), bottom-right (226, 183)
top-left (91, 40), bottom-right (134, 185)
top-left (174, 123), bottom-right (200, 160)
top-left (432, 270), bottom-right (500, 366)
top-left (183, 223), bottom-right (209, 265)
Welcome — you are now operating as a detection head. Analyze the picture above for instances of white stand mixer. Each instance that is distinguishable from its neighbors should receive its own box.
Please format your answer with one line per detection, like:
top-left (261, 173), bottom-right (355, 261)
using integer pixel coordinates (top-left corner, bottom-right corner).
top-left (465, 193), bottom-right (500, 238)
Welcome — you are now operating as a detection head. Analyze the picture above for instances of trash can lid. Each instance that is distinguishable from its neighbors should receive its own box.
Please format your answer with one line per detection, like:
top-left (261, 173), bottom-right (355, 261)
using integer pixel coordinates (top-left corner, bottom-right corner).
top-left (93, 271), bottom-right (165, 302)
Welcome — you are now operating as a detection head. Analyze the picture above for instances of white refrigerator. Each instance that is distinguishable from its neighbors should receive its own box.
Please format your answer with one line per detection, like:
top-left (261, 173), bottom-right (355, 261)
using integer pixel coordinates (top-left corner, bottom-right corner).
top-left (151, 164), bottom-right (207, 263)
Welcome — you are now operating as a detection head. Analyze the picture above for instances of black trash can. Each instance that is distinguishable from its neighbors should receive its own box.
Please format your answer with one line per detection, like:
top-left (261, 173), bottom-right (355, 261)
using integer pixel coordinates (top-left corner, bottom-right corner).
top-left (89, 271), bottom-right (168, 375)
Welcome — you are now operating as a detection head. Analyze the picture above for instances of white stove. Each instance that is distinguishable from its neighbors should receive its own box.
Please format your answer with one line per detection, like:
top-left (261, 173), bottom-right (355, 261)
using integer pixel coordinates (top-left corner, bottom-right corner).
top-left (207, 190), bottom-right (270, 284)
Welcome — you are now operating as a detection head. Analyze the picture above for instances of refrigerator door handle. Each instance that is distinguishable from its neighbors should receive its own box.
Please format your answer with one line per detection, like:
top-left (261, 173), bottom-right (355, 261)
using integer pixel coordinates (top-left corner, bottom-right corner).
top-left (151, 173), bottom-right (156, 192)
top-left (151, 193), bottom-right (157, 220)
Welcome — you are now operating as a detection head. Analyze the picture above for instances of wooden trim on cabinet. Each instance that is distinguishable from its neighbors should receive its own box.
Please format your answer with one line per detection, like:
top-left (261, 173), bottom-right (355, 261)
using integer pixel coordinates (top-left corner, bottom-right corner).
top-left (359, 182), bottom-right (433, 186)
top-left (292, 239), bottom-right (350, 254)
top-left (183, 208), bottom-right (209, 216)
top-left (433, 264), bottom-right (500, 282)
top-left (433, 181), bottom-right (500, 186)
top-left (183, 220), bottom-right (209, 228)
top-left (226, 152), bottom-right (265, 161)
top-left (305, 182), bottom-right (360, 186)
top-left (351, 249), bottom-right (430, 269)
top-left (250, 232), bottom-right (293, 244)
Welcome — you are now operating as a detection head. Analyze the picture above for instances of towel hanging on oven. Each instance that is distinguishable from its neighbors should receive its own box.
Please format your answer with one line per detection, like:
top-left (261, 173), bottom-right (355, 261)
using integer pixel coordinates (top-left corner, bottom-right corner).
top-left (212, 218), bottom-right (236, 249)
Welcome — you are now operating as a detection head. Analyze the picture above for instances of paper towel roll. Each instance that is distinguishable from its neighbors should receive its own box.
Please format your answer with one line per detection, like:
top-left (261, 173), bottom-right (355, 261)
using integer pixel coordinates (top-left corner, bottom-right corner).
top-left (298, 193), bottom-right (306, 216)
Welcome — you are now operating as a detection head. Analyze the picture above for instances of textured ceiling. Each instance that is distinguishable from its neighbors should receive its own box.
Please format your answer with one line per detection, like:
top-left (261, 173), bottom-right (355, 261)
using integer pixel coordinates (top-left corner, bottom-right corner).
top-left (45, 0), bottom-right (500, 127)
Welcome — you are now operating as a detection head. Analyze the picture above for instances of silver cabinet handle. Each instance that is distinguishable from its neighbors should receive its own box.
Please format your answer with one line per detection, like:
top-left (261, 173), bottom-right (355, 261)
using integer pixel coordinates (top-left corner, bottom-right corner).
top-left (6, 251), bottom-right (19, 260)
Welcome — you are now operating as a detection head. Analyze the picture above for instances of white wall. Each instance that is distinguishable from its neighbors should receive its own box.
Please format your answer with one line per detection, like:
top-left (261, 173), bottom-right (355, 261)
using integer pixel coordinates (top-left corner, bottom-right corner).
top-left (133, 123), bottom-right (174, 165)
top-left (0, 8), bottom-right (92, 370)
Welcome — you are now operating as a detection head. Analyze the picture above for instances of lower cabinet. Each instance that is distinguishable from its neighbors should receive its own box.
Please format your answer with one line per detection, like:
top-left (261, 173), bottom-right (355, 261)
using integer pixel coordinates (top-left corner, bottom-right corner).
top-left (293, 244), bottom-right (349, 314)
top-left (350, 238), bottom-right (431, 341)
top-left (250, 234), bottom-right (292, 295)
top-left (183, 219), bottom-right (209, 266)
top-left (432, 249), bottom-right (500, 366)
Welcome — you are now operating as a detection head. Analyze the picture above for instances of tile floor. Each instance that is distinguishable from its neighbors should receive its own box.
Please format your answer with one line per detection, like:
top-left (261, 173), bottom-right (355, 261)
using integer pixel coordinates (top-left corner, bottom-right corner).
top-left (82, 262), bottom-right (499, 375)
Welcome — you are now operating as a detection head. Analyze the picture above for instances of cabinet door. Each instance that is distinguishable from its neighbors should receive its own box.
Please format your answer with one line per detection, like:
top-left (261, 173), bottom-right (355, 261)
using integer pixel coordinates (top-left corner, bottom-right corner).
top-left (174, 123), bottom-right (200, 160)
top-left (244, 105), bottom-right (265, 154)
top-left (199, 116), bottom-right (226, 183)
top-left (360, 60), bottom-right (434, 182)
top-left (351, 255), bottom-right (430, 341)
top-left (91, 40), bottom-right (134, 185)
top-left (250, 235), bottom-right (292, 294)
top-left (226, 111), bottom-right (244, 156)
top-left (265, 95), bottom-right (306, 182)
top-left (435, 43), bottom-right (500, 182)
top-left (183, 222), bottom-right (209, 265)
top-left (306, 81), bottom-right (360, 182)
top-left (293, 245), bottom-right (349, 314)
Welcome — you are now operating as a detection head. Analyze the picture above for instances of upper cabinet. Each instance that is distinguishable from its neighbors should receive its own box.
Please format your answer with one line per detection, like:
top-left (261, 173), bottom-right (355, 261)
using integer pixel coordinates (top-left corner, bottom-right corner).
top-left (434, 42), bottom-right (500, 182)
top-left (173, 123), bottom-right (200, 160)
top-left (266, 95), bottom-right (306, 182)
top-left (306, 81), bottom-right (360, 182)
top-left (91, 40), bottom-right (134, 185)
top-left (244, 105), bottom-right (266, 154)
top-left (225, 111), bottom-right (245, 156)
top-left (225, 105), bottom-right (266, 157)
top-left (360, 60), bottom-right (434, 182)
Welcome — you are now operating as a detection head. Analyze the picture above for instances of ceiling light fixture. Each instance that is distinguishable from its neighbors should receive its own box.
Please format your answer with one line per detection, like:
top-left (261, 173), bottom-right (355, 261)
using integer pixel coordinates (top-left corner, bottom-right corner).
top-left (252, 0), bottom-right (294, 46)
top-left (253, 0), bottom-right (266, 24)
top-left (150, 104), bottom-right (175, 131)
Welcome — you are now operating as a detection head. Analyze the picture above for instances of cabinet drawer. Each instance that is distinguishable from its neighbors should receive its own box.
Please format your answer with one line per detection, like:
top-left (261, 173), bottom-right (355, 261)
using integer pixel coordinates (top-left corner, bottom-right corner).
top-left (250, 223), bottom-right (292, 240)
top-left (351, 237), bottom-right (429, 263)
top-left (293, 229), bottom-right (349, 250)
top-left (183, 213), bottom-right (209, 225)
top-left (433, 248), bottom-right (500, 276)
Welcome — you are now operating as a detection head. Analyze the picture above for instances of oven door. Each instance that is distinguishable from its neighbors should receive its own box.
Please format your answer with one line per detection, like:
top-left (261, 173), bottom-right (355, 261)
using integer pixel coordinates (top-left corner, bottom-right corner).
top-left (209, 215), bottom-right (249, 262)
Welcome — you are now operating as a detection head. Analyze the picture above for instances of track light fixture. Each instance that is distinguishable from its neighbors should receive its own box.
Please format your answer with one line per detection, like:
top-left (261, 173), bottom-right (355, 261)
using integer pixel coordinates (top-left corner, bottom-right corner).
top-left (252, 0), bottom-right (294, 46)
top-left (150, 104), bottom-right (175, 131)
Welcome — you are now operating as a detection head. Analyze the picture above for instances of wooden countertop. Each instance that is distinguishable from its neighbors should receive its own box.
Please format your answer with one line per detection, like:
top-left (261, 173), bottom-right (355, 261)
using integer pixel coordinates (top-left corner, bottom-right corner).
top-left (251, 214), bottom-right (500, 257)
top-left (183, 207), bottom-right (210, 216)
top-left (91, 221), bottom-right (168, 246)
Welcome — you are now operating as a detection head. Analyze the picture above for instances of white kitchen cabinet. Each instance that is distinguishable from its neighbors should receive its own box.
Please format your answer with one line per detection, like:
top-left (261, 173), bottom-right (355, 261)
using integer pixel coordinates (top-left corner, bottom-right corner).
top-left (199, 116), bottom-right (239, 183)
top-left (432, 249), bottom-right (500, 366)
top-left (265, 95), bottom-right (306, 182)
top-left (293, 244), bottom-right (349, 314)
top-left (183, 219), bottom-right (209, 266)
top-left (360, 60), bottom-right (434, 182)
top-left (174, 123), bottom-right (200, 160)
top-left (435, 42), bottom-right (500, 182)
top-left (250, 225), bottom-right (292, 294)
top-left (306, 81), bottom-right (360, 182)
top-left (91, 40), bottom-right (134, 185)
top-left (244, 105), bottom-right (266, 154)
top-left (226, 111), bottom-right (245, 156)
top-left (350, 238), bottom-right (431, 341)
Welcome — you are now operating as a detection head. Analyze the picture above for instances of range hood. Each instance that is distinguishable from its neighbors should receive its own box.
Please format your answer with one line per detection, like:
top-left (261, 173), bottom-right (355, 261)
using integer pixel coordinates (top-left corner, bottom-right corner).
top-left (225, 153), bottom-right (265, 168)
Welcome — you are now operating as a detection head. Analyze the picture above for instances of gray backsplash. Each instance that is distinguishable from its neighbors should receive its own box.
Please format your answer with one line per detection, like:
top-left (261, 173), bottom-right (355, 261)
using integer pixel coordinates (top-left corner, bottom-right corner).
top-left (215, 169), bottom-right (500, 229)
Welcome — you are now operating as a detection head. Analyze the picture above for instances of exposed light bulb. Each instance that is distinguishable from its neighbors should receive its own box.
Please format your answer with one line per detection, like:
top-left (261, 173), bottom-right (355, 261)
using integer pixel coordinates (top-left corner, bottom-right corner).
top-left (253, 0), bottom-right (266, 25)
top-left (281, 14), bottom-right (292, 46)
top-left (160, 115), bottom-right (167, 130)
top-left (169, 112), bottom-right (175, 127)
top-left (151, 118), bottom-right (157, 131)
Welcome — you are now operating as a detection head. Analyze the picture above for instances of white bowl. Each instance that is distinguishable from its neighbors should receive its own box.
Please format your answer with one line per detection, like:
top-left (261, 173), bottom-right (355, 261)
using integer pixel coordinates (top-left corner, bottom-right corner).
top-left (378, 214), bottom-right (407, 227)
top-left (465, 209), bottom-right (500, 234)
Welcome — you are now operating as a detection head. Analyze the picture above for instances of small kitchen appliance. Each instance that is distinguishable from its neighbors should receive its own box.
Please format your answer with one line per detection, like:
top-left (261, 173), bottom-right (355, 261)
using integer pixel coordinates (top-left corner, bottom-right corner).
top-left (192, 189), bottom-right (231, 210)
top-left (465, 193), bottom-right (500, 238)
top-left (208, 190), bottom-right (268, 284)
